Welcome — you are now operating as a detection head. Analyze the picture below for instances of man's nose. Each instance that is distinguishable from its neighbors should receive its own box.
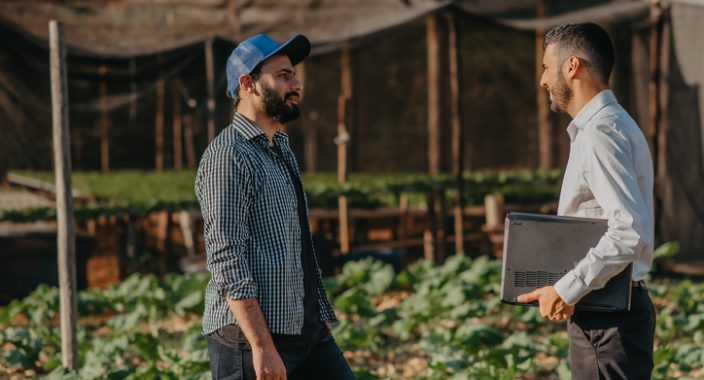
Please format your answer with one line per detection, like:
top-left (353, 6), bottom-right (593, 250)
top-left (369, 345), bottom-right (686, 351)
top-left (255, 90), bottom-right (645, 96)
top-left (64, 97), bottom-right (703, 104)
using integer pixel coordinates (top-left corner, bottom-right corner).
top-left (539, 72), bottom-right (548, 89)
top-left (291, 76), bottom-right (303, 93)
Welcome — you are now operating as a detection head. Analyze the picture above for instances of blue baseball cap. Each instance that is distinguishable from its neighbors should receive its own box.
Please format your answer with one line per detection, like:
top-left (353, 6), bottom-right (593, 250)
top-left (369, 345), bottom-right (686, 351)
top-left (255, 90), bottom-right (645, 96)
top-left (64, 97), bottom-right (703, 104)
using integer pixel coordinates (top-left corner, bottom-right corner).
top-left (226, 33), bottom-right (311, 99)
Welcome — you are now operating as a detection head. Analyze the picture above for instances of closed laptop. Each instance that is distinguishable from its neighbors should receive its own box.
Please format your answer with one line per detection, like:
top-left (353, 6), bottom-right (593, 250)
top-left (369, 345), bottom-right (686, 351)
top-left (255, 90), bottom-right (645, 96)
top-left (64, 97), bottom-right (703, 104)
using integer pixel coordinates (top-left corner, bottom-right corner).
top-left (500, 212), bottom-right (632, 311)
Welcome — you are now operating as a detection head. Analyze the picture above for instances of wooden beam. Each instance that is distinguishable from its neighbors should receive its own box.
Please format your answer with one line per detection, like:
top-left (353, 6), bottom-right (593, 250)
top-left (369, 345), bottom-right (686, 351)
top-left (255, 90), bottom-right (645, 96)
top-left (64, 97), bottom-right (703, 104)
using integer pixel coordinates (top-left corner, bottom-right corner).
top-left (423, 191), bottom-right (436, 261)
top-left (129, 58), bottom-right (137, 120)
top-left (426, 15), bottom-right (441, 176)
top-left (436, 187), bottom-right (447, 262)
top-left (337, 46), bottom-right (352, 254)
top-left (155, 79), bottom-right (165, 172)
top-left (484, 193), bottom-right (505, 258)
top-left (447, 12), bottom-right (464, 255)
top-left (184, 112), bottom-right (197, 169)
top-left (299, 61), bottom-right (317, 173)
top-left (99, 65), bottom-right (110, 174)
top-left (49, 20), bottom-right (78, 371)
top-left (648, 0), bottom-right (663, 175)
top-left (172, 79), bottom-right (183, 170)
top-left (536, 0), bottom-right (552, 170)
top-left (205, 39), bottom-right (216, 141)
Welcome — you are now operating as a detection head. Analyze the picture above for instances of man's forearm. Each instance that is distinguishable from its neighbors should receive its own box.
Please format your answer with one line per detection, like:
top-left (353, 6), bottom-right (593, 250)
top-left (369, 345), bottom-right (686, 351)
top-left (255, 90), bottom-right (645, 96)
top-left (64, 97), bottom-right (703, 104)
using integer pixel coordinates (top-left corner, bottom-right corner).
top-left (227, 297), bottom-right (275, 349)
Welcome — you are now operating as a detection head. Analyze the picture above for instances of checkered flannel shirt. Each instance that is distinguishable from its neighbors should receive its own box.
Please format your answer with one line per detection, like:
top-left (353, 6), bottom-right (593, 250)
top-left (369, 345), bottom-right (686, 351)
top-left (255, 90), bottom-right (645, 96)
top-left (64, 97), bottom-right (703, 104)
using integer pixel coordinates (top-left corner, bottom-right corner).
top-left (195, 113), bottom-right (337, 335)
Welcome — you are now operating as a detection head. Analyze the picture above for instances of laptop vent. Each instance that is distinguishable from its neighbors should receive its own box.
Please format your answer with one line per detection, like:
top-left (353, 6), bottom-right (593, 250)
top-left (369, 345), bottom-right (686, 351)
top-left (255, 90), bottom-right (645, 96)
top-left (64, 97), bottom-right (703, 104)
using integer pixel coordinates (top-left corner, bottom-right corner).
top-left (514, 271), bottom-right (563, 288)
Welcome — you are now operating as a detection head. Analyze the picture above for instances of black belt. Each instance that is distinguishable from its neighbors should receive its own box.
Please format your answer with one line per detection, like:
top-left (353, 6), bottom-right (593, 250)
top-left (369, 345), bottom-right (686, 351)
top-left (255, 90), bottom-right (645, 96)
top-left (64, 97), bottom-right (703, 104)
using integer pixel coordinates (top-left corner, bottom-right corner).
top-left (631, 280), bottom-right (647, 288)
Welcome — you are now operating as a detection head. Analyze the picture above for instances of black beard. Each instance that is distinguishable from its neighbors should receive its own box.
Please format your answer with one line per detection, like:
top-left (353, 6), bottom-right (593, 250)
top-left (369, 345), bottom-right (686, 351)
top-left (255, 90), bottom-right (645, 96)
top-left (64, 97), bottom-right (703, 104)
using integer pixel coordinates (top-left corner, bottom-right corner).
top-left (549, 71), bottom-right (572, 114)
top-left (261, 86), bottom-right (300, 124)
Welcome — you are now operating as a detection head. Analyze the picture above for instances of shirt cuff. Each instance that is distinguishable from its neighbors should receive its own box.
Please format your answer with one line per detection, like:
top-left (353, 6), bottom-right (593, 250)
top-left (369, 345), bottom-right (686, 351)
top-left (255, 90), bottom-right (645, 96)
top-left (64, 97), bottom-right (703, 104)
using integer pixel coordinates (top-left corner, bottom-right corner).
top-left (220, 280), bottom-right (257, 300)
top-left (554, 271), bottom-right (589, 306)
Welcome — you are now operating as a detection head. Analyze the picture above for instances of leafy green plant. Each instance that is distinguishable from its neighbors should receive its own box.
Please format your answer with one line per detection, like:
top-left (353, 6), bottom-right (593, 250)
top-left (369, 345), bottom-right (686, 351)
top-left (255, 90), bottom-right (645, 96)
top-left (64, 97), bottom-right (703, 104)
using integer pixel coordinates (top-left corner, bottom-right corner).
top-left (2, 252), bottom-right (702, 379)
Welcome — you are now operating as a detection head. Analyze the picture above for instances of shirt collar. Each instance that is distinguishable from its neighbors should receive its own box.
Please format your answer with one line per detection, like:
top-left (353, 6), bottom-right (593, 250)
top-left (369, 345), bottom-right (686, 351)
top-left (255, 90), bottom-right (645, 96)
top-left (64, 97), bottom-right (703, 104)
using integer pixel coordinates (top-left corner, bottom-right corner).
top-left (566, 89), bottom-right (617, 141)
top-left (232, 113), bottom-right (289, 147)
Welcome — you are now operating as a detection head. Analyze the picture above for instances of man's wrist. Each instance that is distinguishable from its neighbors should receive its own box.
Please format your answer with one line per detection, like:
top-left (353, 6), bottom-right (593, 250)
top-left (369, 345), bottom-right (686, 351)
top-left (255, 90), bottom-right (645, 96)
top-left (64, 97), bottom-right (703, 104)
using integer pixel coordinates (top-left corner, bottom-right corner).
top-left (554, 272), bottom-right (585, 305)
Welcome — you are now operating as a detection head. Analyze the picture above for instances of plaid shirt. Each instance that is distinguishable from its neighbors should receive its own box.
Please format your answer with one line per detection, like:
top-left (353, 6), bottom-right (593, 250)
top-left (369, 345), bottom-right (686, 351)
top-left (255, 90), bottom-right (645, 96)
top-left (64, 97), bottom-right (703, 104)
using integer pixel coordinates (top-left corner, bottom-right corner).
top-left (195, 113), bottom-right (337, 335)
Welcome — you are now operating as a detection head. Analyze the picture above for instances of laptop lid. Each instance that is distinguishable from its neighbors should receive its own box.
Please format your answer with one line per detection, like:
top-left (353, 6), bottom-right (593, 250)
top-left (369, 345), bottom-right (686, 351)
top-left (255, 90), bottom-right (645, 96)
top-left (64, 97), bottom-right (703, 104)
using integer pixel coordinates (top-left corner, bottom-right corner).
top-left (500, 212), bottom-right (632, 312)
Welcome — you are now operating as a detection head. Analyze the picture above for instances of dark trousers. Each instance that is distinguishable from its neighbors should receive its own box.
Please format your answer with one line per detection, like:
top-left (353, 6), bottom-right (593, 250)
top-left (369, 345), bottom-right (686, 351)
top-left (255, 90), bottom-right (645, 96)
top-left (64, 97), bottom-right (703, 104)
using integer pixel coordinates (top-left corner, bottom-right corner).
top-left (207, 330), bottom-right (356, 380)
top-left (568, 287), bottom-right (656, 380)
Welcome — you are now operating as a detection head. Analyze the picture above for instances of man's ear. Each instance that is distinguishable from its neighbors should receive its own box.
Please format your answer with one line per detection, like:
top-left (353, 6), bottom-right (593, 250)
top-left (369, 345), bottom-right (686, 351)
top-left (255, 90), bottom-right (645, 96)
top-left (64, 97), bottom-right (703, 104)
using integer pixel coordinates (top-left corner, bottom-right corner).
top-left (563, 56), bottom-right (581, 80)
top-left (238, 74), bottom-right (258, 95)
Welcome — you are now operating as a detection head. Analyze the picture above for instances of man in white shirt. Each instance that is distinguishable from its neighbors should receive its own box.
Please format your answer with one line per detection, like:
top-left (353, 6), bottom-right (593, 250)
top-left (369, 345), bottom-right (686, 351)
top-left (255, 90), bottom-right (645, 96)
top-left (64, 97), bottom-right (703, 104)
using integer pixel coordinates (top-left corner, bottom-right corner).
top-left (517, 22), bottom-right (655, 379)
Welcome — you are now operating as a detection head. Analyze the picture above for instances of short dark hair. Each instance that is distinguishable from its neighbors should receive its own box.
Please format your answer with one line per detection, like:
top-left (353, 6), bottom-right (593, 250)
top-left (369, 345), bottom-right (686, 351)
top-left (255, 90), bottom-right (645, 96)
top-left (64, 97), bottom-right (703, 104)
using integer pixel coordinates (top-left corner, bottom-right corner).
top-left (543, 22), bottom-right (615, 84)
top-left (232, 64), bottom-right (262, 110)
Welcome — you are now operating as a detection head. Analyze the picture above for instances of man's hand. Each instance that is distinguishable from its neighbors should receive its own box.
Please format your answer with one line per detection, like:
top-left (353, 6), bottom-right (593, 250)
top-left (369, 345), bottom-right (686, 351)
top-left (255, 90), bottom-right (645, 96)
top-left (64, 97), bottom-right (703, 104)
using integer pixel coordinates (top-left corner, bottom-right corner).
top-left (517, 286), bottom-right (575, 321)
top-left (252, 345), bottom-right (287, 380)
top-left (226, 297), bottom-right (286, 379)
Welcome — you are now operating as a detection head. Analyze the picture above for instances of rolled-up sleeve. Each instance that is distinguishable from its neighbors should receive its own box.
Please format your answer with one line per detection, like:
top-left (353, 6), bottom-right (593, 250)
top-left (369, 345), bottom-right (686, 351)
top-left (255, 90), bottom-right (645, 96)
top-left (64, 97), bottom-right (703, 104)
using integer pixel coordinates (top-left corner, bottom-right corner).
top-left (555, 125), bottom-right (652, 305)
top-left (197, 146), bottom-right (257, 300)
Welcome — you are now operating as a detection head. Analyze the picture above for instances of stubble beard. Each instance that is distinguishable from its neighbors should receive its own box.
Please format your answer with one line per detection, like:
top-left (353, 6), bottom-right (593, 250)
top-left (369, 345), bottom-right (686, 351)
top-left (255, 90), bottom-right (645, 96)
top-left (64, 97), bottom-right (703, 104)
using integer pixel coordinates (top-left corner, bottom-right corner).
top-left (549, 72), bottom-right (572, 114)
top-left (261, 84), bottom-right (301, 124)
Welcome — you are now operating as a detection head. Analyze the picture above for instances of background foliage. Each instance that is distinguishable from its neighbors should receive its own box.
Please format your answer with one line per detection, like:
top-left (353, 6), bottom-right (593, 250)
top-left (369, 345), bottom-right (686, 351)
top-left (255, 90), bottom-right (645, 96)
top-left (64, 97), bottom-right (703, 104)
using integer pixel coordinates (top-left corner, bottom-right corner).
top-left (1, 253), bottom-right (702, 379)
top-left (1, 170), bottom-right (561, 222)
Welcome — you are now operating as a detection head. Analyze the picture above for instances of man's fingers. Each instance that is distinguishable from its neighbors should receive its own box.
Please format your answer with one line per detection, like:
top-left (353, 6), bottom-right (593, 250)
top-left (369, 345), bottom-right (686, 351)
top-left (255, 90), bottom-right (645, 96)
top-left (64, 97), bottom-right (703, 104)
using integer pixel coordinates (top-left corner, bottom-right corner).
top-left (517, 290), bottom-right (540, 303)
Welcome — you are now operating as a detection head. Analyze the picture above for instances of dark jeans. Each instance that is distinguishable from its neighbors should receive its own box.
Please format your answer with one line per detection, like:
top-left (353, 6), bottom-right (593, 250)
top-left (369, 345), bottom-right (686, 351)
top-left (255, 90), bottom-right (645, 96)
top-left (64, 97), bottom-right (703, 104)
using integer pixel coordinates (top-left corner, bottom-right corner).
top-left (568, 287), bottom-right (656, 380)
top-left (207, 328), bottom-right (356, 380)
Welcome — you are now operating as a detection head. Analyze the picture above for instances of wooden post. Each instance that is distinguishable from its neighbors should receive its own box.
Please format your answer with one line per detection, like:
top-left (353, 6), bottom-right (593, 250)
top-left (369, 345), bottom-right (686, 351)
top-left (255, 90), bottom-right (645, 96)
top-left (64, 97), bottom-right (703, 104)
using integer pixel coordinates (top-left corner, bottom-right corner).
top-left (436, 187), bottom-right (447, 262)
top-left (172, 79), bottom-right (183, 170)
top-left (205, 39), bottom-right (216, 141)
top-left (423, 191), bottom-right (436, 261)
top-left (536, 0), bottom-right (552, 170)
top-left (99, 65), bottom-right (110, 173)
top-left (398, 193), bottom-right (410, 240)
top-left (155, 79), bottom-right (165, 172)
top-left (484, 193), bottom-right (505, 258)
top-left (337, 46), bottom-right (352, 254)
top-left (49, 20), bottom-right (78, 370)
top-left (299, 62), bottom-right (317, 172)
top-left (426, 15), bottom-right (441, 176)
top-left (184, 112), bottom-right (197, 169)
top-left (227, 0), bottom-right (242, 42)
top-left (304, 113), bottom-right (318, 172)
top-left (648, 0), bottom-right (663, 174)
top-left (129, 58), bottom-right (138, 120)
top-left (179, 210), bottom-right (196, 257)
top-left (447, 12), bottom-right (464, 255)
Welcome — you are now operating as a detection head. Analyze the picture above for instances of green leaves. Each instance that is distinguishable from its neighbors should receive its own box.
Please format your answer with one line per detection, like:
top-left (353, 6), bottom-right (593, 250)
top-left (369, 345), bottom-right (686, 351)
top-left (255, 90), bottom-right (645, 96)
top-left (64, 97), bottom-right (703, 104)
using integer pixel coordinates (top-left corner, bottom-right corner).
top-left (3, 252), bottom-right (703, 379)
top-left (0, 272), bottom-right (210, 379)
top-left (4, 169), bottom-right (562, 222)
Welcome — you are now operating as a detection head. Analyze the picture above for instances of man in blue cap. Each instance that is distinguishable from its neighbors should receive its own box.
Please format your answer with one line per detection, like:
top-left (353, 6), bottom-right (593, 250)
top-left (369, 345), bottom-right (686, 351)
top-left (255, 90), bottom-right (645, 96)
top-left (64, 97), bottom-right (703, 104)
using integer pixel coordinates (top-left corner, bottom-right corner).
top-left (195, 34), bottom-right (355, 380)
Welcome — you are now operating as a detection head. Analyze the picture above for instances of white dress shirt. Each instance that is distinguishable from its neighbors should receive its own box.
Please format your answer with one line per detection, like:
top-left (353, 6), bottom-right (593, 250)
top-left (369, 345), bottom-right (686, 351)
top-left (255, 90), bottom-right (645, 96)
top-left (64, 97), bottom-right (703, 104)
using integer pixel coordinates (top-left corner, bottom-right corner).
top-left (553, 90), bottom-right (654, 305)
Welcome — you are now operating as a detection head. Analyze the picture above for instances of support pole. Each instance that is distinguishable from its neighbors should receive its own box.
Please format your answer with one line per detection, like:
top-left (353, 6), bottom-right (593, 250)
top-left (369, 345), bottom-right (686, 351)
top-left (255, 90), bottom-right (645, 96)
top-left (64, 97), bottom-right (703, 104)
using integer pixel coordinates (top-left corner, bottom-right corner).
top-left (129, 58), bottom-right (138, 120)
top-left (172, 79), bottom-right (183, 170)
top-left (155, 79), bottom-right (165, 172)
top-left (337, 46), bottom-right (352, 254)
top-left (447, 12), bottom-right (464, 255)
top-left (425, 15), bottom-right (441, 261)
top-left (648, 0), bottom-right (663, 174)
top-left (299, 62), bottom-right (318, 173)
top-left (49, 20), bottom-right (78, 370)
top-left (649, 0), bottom-right (664, 242)
top-left (426, 15), bottom-right (441, 176)
top-left (205, 39), bottom-right (216, 141)
top-left (99, 65), bottom-right (110, 173)
top-left (423, 191), bottom-right (436, 261)
top-left (536, 0), bottom-right (552, 170)
top-left (184, 111), bottom-right (197, 169)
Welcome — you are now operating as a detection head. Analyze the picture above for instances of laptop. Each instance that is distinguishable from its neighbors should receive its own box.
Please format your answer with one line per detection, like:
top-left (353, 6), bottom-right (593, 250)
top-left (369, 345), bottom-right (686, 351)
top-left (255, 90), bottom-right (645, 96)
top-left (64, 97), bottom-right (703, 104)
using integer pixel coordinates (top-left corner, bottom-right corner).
top-left (500, 212), bottom-right (632, 311)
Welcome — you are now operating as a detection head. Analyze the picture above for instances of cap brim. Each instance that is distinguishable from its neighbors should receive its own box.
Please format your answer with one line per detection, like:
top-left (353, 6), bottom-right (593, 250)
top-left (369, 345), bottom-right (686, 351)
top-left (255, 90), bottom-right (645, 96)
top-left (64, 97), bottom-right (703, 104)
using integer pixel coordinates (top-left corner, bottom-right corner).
top-left (266, 34), bottom-right (310, 66)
